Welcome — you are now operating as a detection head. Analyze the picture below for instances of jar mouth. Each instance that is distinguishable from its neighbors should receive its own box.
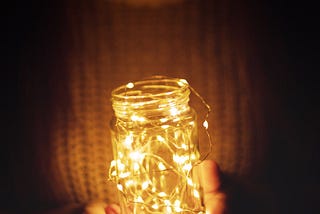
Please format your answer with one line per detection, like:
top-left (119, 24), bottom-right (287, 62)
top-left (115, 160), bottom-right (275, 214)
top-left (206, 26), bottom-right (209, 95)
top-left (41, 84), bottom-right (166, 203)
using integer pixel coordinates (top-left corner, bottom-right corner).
top-left (111, 77), bottom-right (191, 121)
top-left (111, 77), bottom-right (189, 101)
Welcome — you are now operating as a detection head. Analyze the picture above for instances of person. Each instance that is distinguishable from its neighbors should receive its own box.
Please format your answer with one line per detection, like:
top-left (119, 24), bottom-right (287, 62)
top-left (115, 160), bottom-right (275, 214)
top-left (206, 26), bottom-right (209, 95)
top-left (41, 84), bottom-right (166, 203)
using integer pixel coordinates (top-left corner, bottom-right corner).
top-left (83, 160), bottom-right (226, 214)
top-left (3, 0), bottom-right (278, 213)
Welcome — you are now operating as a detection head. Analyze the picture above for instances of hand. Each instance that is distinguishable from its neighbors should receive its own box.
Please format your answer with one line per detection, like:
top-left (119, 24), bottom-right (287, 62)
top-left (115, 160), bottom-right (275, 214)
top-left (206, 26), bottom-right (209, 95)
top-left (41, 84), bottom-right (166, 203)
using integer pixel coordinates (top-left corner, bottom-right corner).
top-left (84, 202), bottom-right (120, 214)
top-left (198, 160), bottom-right (227, 214)
top-left (84, 160), bottom-right (226, 214)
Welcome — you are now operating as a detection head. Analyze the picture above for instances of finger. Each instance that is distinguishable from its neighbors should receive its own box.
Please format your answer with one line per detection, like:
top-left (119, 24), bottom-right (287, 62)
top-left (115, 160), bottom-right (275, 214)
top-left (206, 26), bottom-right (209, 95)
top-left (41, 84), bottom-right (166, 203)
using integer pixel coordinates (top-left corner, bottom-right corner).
top-left (83, 201), bottom-right (108, 214)
top-left (204, 191), bottom-right (227, 214)
top-left (199, 160), bottom-right (226, 214)
top-left (105, 204), bottom-right (121, 214)
top-left (200, 160), bottom-right (221, 194)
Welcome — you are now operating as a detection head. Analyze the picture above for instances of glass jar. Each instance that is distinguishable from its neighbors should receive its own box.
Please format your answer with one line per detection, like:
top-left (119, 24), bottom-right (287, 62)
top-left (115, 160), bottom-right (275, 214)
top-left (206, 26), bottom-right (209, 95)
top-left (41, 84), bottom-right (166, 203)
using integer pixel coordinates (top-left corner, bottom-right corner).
top-left (109, 77), bottom-right (205, 213)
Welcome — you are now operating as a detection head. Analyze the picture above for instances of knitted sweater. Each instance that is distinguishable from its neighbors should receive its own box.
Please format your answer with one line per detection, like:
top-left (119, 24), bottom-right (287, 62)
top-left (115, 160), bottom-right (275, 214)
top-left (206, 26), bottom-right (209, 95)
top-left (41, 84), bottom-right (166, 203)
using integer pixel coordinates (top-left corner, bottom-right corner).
top-left (10, 0), bottom-right (273, 211)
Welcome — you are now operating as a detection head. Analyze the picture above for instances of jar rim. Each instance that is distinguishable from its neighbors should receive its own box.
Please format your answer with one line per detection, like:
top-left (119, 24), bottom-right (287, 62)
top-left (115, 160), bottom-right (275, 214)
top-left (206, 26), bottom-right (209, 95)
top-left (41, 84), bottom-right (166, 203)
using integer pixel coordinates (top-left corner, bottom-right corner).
top-left (111, 77), bottom-right (189, 101)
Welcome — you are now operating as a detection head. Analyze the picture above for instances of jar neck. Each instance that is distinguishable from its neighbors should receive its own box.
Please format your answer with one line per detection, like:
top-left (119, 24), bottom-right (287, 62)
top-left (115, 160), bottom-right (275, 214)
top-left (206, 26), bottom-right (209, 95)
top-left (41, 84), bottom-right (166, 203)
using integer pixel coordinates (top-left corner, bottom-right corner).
top-left (111, 77), bottom-right (191, 122)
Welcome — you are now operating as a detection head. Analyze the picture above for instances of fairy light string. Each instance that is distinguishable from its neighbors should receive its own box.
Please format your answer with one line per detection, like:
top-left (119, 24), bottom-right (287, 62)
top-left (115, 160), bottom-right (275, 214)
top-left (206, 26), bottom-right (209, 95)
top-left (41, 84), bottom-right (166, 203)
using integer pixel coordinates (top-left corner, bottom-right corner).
top-left (109, 77), bottom-right (212, 214)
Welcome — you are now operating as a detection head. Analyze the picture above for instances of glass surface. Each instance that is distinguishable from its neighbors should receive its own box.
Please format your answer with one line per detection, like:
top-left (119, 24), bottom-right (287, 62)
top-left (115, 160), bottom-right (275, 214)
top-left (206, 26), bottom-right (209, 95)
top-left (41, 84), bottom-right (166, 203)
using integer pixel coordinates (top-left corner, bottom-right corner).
top-left (110, 77), bottom-right (204, 213)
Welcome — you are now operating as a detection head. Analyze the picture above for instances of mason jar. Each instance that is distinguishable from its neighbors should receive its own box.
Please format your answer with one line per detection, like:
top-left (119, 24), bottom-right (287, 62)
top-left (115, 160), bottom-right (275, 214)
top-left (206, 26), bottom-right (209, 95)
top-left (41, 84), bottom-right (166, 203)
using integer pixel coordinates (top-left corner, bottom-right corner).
top-left (109, 77), bottom-right (205, 213)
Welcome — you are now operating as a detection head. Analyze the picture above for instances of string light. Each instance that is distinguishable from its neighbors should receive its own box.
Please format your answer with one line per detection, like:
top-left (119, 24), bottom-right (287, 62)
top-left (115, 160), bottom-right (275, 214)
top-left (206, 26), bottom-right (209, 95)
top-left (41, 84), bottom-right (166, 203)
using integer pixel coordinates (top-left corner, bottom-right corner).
top-left (126, 82), bottom-right (134, 89)
top-left (109, 76), bottom-right (211, 214)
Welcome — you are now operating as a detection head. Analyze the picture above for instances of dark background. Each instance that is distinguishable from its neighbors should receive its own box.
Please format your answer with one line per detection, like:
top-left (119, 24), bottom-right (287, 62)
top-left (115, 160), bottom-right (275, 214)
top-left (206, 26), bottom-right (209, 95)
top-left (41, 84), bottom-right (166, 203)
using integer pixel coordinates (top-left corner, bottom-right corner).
top-left (263, 1), bottom-right (319, 213)
top-left (3, 0), bottom-right (319, 213)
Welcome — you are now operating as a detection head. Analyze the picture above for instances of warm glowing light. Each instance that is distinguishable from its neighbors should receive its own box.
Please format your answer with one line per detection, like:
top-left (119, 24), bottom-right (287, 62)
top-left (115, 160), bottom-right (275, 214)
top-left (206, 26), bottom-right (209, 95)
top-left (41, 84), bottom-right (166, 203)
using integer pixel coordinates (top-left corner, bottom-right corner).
top-left (119, 172), bottom-right (130, 178)
top-left (158, 192), bottom-right (167, 197)
top-left (174, 131), bottom-right (180, 139)
top-left (125, 180), bottom-right (134, 187)
top-left (118, 152), bottom-right (124, 159)
top-left (161, 124), bottom-right (169, 129)
top-left (178, 79), bottom-right (188, 86)
top-left (160, 117), bottom-right (168, 123)
top-left (191, 153), bottom-right (197, 160)
top-left (166, 206), bottom-right (173, 213)
top-left (203, 120), bottom-right (209, 129)
top-left (133, 162), bottom-right (140, 171)
top-left (135, 196), bottom-right (144, 203)
top-left (131, 115), bottom-right (145, 122)
top-left (117, 160), bottom-right (125, 171)
top-left (181, 143), bottom-right (188, 150)
top-left (126, 82), bottom-right (134, 88)
top-left (173, 117), bottom-right (180, 122)
top-left (117, 184), bottom-right (123, 192)
top-left (187, 177), bottom-right (193, 186)
top-left (110, 160), bottom-right (116, 167)
top-left (182, 163), bottom-right (192, 171)
top-left (157, 135), bottom-right (165, 142)
top-left (152, 203), bottom-right (159, 210)
top-left (129, 151), bottom-right (144, 161)
top-left (142, 181), bottom-right (149, 190)
top-left (164, 199), bottom-right (171, 206)
top-left (111, 171), bottom-right (117, 177)
top-left (170, 107), bottom-right (179, 116)
top-left (158, 162), bottom-right (166, 170)
top-left (173, 154), bottom-right (189, 165)
top-left (109, 77), bottom-right (209, 213)
top-left (174, 200), bottom-right (183, 212)
top-left (174, 200), bottom-right (181, 206)
top-left (193, 189), bottom-right (200, 198)
top-left (165, 200), bottom-right (173, 213)
top-left (123, 134), bottom-right (133, 148)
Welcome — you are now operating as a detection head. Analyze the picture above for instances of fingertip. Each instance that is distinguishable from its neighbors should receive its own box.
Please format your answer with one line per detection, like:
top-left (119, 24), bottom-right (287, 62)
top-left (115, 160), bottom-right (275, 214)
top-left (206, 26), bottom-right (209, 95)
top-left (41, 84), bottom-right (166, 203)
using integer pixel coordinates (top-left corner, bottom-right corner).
top-left (200, 160), bottom-right (221, 193)
top-left (83, 201), bottom-right (108, 214)
top-left (201, 160), bottom-right (220, 175)
top-left (105, 204), bottom-right (120, 214)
